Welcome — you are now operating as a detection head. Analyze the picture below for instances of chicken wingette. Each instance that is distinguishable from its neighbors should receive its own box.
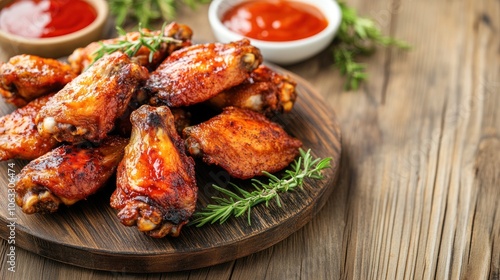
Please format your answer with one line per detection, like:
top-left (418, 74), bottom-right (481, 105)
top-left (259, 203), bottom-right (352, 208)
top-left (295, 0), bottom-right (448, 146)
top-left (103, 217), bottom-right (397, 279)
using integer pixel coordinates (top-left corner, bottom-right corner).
top-left (15, 136), bottom-right (128, 214)
top-left (0, 55), bottom-right (77, 107)
top-left (36, 52), bottom-right (149, 143)
top-left (184, 106), bottom-right (302, 179)
top-left (145, 39), bottom-right (263, 107)
top-left (110, 105), bottom-right (197, 238)
top-left (0, 94), bottom-right (59, 161)
top-left (207, 65), bottom-right (297, 116)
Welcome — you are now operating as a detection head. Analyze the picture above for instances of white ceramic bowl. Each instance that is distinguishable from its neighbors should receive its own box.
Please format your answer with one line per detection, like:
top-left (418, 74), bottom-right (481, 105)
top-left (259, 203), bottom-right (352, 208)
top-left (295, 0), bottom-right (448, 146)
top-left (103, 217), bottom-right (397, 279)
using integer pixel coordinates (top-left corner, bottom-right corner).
top-left (0, 0), bottom-right (109, 59)
top-left (208, 0), bottom-right (342, 65)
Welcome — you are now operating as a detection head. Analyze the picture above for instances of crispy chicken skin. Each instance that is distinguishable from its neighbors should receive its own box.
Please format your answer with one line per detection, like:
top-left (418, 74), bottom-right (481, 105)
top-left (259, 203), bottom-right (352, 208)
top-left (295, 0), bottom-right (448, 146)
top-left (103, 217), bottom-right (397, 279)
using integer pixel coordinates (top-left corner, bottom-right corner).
top-left (68, 22), bottom-right (193, 73)
top-left (184, 107), bottom-right (302, 179)
top-left (15, 136), bottom-right (129, 214)
top-left (0, 94), bottom-right (59, 161)
top-left (36, 52), bottom-right (149, 143)
top-left (145, 39), bottom-right (263, 107)
top-left (110, 105), bottom-right (197, 238)
top-left (0, 55), bottom-right (77, 107)
top-left (208, 65), bottom-right (297, 116)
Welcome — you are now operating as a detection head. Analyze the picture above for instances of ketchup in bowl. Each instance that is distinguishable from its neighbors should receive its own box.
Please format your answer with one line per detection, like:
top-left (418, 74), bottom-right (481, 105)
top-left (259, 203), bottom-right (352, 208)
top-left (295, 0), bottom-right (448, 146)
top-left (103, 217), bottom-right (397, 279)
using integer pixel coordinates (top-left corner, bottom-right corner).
top-left (221, 0), bottom-right (328, 42)
top-left (0, 0), bottom-right (97, 38)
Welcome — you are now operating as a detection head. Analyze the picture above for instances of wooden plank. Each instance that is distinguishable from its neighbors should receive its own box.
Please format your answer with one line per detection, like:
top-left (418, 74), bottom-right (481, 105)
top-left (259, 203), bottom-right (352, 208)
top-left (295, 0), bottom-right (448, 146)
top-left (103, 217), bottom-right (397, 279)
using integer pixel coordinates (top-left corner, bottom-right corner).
top-left (325, 0), bottom-right (500, 279)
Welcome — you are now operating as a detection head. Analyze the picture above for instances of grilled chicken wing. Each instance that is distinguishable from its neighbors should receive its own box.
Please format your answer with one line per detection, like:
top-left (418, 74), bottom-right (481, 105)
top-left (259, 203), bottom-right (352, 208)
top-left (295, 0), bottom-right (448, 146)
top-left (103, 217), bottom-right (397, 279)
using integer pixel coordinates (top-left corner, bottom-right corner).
top-left (207, 65), bottom-right (297, 116)
top-left (68, 22), bottom-right (193, 73)
top-left (0, 55), bottom-right (77, 107)
top-left (112, 94), bottom-right (189, 137)
top-left (184, 107), bottom-right (302, 179)
top-left (0, 94), bottom-right (59, 161)
top-left (36, 52), bottom-right (149, 143)
top-left (15, 136), bottom-right (128, 214)
top-left (146, 39), bottom-right (262, 107)
top-left (110, 105), bottom-right (197, 238)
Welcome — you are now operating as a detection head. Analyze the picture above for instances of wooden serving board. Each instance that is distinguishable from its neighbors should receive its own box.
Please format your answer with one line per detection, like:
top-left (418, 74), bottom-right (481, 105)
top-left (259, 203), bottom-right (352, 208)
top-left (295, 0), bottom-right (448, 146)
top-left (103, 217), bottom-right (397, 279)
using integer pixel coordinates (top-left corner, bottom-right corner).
top-left (0, 70), bottom-right (341, 273)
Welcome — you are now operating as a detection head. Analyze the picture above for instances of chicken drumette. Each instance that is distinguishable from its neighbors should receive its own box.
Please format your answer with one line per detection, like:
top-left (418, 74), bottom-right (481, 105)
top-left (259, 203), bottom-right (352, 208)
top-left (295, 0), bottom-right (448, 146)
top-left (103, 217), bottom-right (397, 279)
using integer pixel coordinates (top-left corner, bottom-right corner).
top-left (68, 22), bottom-right (193, 73)
top-left (0, 94), bottom-right (59, 161)
top-left (184, 106), bottom-right (302, 179)
top-left (36, 52), bottom-right (149, 143)
top-left (207, 65), bottom-right (297, 116)
top-left (15, 136), bottom-right (129, 214)
top-left (110, 105), bottom-right (197, 238)
top-left (0, 55), bottom-right (77, 107)
top-left (145, 39), bottom-right (263, 107)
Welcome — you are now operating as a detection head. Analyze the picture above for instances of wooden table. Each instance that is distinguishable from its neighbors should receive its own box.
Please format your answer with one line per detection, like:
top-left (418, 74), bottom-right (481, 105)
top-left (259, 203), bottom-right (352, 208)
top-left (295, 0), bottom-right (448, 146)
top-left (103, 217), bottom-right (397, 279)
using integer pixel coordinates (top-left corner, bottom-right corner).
top-left (1, 1), bottom-right (499, 279)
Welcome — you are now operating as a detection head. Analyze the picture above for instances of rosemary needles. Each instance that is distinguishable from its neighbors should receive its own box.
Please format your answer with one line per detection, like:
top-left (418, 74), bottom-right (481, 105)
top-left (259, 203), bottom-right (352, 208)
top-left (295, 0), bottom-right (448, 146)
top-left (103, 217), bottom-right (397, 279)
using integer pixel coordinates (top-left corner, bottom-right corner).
top-left (333, 1), bottom-right (411, 90)
top-left (90, 23), bottom-right (181, 66)
top-left (190, 149), bottom-right (332, 227)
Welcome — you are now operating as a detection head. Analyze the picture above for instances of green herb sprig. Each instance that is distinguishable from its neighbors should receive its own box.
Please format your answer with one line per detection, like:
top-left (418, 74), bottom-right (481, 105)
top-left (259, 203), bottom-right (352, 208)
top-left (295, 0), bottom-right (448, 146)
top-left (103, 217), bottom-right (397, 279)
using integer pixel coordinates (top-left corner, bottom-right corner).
top-left (109, 0), bottom-right (211, 27)
top-left (91, 23), bottom-right (181, 66)
top-left (333, 1), bottom-right (411, 90)
top-left (190, 149), bottom-right (332, 227)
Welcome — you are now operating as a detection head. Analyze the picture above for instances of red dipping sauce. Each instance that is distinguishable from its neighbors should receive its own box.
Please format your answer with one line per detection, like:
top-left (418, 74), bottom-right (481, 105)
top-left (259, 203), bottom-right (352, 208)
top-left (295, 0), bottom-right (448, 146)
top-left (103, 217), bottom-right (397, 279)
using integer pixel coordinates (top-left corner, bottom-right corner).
top-left (222, 0), bottom-right (328, 42)
top-left (0, 0), bottom-right (97, 38)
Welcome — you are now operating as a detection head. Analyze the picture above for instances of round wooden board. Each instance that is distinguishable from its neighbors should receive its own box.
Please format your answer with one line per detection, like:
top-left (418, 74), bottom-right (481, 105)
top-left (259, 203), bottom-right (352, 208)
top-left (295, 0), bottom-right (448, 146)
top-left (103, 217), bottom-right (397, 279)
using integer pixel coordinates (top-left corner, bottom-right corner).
top-left (0, 69), bottom-right (342, 273)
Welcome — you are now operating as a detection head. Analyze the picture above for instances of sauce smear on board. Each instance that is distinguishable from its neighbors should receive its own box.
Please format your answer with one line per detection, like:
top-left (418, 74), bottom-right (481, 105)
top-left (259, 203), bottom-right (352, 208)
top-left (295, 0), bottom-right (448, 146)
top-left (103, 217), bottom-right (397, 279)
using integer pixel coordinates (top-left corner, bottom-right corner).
top-left (0, 0), bottom-right (97, 38)
top-left (222, 0), bottom-right (328, 42)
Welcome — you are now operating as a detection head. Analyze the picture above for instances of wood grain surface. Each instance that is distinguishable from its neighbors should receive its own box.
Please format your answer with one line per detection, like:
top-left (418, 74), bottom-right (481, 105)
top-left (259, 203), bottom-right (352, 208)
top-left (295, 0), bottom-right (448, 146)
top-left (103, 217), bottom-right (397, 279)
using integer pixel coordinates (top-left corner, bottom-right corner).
top-left (1, 0), bottom-right (500, 279)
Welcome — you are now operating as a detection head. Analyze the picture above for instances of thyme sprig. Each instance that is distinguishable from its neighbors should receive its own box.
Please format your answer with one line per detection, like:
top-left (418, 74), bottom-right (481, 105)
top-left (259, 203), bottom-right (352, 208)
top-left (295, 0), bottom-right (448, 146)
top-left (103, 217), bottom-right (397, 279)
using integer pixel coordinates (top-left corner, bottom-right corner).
top-left (190, 149), bottom-right (332, 227)
top-left (333, 1), bottom-right (411, 90)
top-left (90, 23), bottom-right (181, 66)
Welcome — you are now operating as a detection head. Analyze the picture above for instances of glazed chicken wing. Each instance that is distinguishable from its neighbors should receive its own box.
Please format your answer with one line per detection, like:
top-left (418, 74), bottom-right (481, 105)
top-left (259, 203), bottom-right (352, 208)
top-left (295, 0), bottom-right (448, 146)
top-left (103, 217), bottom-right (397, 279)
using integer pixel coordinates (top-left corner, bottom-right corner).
top-left (0, 94), bottom-right (59, 161)
top-left (15, 136), bottom-right (128, 214)
top-left (145, 39), bottom-right (263, 107)
top-left (112, 94), bottom-right (189, 137)
top-left (110, 105), bottom-right (197, 238)
top-left (68, 22), bottom-right (193, 73)
top-left (0, 55), bottom-right (77, 107)
top-left (208, 65), bottom-right (297, 116)
top-left (184, 107), bottom-right (302, 179)
top-left (36, 52), bottom-right (149, 143)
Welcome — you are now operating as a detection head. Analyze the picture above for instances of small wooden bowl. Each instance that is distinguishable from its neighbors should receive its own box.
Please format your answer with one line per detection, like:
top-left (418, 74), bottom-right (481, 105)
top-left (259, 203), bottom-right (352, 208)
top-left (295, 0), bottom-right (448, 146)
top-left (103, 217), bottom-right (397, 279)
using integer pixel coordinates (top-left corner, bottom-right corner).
top-left (0, 0), bottom-right (109, 59)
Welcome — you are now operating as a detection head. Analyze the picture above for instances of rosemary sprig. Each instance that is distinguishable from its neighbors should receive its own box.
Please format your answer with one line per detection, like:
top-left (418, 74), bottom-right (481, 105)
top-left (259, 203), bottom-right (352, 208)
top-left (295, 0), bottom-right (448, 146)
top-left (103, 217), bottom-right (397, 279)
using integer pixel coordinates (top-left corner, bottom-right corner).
top-left (190, 149), bottom-right (332, 227)
top-left (333, 1), bottom-right (411, 90)
top-left (90, 23), bottom-right (181, 66)
top-left (333, 48), bottom-right (368, 91)
top-left (109, 0), bottom-right (210, 27)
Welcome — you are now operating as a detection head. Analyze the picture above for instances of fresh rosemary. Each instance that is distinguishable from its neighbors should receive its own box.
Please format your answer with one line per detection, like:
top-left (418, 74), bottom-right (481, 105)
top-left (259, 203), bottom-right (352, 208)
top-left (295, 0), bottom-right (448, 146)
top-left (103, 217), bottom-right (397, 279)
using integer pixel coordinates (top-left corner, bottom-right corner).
top-left (333, 1), bottom-right (411, 90)
top-left (109, 0), bottom-right (211, 27)
top-left (90, 23), bottom-right (181, 66)
top-left (190, 149), bottom-right (333, 227)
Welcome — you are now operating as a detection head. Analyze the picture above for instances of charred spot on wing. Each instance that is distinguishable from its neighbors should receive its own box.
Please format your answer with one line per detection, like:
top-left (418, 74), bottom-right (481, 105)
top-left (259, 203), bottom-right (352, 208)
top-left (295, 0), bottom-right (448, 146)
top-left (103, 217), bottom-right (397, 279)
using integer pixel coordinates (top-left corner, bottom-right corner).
top-left (146, 112), bottom-right (164, 128)
top-left (164, 208), bottom-right (191, 225)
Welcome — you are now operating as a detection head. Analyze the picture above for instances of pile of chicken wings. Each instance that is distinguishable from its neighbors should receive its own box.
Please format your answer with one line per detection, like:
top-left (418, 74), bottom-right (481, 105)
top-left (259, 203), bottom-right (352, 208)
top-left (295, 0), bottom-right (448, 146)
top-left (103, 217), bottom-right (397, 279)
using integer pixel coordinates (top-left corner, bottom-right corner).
top-left (0, 23), bottom-right (302, 238)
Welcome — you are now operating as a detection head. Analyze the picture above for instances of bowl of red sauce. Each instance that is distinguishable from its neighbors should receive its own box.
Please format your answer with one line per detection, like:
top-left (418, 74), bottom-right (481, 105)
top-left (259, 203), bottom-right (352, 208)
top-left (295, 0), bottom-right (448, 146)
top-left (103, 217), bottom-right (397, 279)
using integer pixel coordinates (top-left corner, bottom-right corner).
top-left (0, 0), bottom-right (108, 59)
top-left (208, 0), bottom-right (341, 65)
